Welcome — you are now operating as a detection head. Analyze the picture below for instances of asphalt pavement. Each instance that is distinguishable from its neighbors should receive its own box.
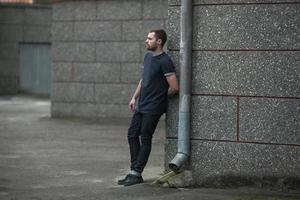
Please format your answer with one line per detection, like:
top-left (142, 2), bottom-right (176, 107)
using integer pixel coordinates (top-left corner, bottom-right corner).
top-left (0, 95), bottom-right (299, 200)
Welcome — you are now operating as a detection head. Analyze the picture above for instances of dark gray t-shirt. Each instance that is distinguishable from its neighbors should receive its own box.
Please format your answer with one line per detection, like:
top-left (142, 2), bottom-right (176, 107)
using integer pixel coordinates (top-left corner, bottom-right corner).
top-left (137, 52), bottom-right (175, 115)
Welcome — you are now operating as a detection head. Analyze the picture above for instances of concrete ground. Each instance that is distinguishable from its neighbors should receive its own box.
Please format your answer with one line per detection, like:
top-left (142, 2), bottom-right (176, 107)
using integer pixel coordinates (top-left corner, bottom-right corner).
top-left (0, 95), bottom-right (299, 200)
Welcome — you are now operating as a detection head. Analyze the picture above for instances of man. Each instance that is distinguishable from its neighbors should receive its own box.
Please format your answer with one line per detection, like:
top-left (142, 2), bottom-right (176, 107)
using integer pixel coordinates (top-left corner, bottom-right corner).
top-left (118, 29), bottom-right (179, 186)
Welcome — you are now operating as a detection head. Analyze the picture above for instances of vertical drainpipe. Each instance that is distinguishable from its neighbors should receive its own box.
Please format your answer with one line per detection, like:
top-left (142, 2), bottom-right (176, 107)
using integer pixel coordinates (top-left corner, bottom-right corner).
top-left (169, 0), bottom-right (193, 172)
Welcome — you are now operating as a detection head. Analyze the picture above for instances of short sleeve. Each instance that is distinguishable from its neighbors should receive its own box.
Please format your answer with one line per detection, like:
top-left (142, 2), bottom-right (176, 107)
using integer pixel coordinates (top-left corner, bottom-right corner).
top-left (161, 57), bottom-right (176, 77)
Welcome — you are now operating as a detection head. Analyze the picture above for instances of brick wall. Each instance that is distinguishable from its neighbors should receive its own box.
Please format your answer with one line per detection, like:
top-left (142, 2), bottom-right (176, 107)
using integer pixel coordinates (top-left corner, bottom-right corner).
top-left (166, 0), bottom-right (300, 188)
top-left (51, 0), bottom-right (167, 118)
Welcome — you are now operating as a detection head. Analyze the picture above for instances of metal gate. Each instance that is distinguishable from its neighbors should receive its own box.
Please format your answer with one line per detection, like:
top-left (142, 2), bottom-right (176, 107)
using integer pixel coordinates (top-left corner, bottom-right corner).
top-left (19, 43), bottom-right (51, 95)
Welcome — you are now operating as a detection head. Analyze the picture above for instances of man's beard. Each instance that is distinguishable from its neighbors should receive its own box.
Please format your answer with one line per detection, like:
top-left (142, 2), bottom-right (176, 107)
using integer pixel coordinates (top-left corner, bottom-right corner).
top-left (146, 44), bottom-right (158, 51)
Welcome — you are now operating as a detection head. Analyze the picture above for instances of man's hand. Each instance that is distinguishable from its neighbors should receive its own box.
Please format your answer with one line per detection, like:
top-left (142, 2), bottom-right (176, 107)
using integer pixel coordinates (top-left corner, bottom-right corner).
top-left (166, 74), bottom-right (179, 96)
top-left (129, 98), bottom-right (136, 112)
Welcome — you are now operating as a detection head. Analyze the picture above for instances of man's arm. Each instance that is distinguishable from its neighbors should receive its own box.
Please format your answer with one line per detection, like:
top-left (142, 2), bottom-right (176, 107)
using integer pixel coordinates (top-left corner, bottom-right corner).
top-left (166, 74), bottom-right (179, 96)
top-left (129, 80), bottom-right (142, 112)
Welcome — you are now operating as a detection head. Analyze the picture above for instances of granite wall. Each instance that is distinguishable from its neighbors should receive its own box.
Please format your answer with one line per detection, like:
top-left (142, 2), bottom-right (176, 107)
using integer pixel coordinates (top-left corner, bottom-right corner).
top-left (0, 4), bottom-right (52, 94)
top-left (166, 0), bottom-right (300, 188)
top-left (51, 0), bottom-right (167, 118)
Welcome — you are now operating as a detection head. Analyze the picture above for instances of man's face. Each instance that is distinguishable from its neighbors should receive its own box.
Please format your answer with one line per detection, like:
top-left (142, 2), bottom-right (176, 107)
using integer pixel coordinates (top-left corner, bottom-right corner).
top-left (145, 32), bottom-right (159, 51)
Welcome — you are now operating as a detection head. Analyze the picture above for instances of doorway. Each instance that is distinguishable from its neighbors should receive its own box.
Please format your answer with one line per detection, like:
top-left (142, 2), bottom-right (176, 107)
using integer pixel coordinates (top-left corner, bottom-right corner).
top-left (19, 43), bottom-right (51, 96)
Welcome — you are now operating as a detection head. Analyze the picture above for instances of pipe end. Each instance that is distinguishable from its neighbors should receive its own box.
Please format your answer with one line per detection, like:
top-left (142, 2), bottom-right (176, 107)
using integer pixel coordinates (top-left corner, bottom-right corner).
top-left (169, 153), bottom-right (189, 172)
top-left (169, 163), bottom-right (180, 172)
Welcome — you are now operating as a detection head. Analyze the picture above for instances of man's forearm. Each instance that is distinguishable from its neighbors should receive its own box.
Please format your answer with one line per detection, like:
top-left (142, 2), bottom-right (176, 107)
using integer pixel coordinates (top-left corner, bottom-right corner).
top-left (132, 80), bottom-right (142, 100)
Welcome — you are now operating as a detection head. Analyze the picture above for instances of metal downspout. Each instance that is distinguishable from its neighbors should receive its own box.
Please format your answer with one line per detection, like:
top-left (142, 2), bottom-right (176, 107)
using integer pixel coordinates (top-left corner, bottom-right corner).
top-left (169, 0), bottom-right (193, 172)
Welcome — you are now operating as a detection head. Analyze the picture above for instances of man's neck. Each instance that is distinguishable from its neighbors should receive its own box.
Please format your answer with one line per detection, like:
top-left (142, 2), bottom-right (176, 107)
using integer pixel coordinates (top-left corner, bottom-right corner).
top-left (152, 48), bottom-right (164, 56)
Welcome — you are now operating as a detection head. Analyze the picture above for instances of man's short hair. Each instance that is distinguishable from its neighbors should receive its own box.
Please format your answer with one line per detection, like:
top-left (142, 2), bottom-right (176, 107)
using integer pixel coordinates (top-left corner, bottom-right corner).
top-left (150, 29), bottom-right (167, 47)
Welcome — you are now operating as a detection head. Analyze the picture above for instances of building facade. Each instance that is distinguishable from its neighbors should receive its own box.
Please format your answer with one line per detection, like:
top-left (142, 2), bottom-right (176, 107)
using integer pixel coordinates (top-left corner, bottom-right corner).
top-left (166, 0), bottom-right (299, 188)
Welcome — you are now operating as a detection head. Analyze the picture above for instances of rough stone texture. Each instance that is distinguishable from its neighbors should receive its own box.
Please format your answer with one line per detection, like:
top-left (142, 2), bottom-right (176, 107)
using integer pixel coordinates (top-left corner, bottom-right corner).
top-left (96, 0), bottom-right (142, 20)
top-left (121, 63), bottom-right (142, 83)
top-left (51, 0), bottom-right (167, 118)
top-left (240, 98), bottom-right (300, 144)
top-left (0, 60), bottom-right (18, 76)
top-left (168, 0), bottom-right (300, 6)
top-left (52, 22), bottom-right (73, 41)
top-left (122, 20), bottom-right (165, 41)
top-left (74, 22), bottom-right (122, 41)
top-left (0, 43), bottom-right (18, 59)
top-left (0, 25), bottom-right (23, 42)
top-left (52, 2), bottom-right (73, 21)
top-left (166, 139), bottom-right (300, 187)
top-left (143, 0), bottom-right (168, 19)
top-left (23, 25), bottom-right (51, 42)
top-left (166, 0), bottom-right (300, 188)
top-left (72, 1), bottom-right (97, 20)
top-left (51, 102), bottom-right (131, 118)
top-left (192, 51), bottom-right (300, 97)
top-left (53, 42), bottom-right (95, 62)
top-left (51, 83), bottom-right (94, 103)
top-left (191, 96), bottom-right (237, 140)
top-left (166, 96), bottom-right (237, 140)
top-left (96, 42), bottom-right (140, 62)
top-left (51, 62), bottom-right (72, 82)
top-left (24, 7), bottom-right (51, 25)
top-left (94, 84), bottom-right (136, 104)
top-left (73, 62), bottom-right (121, 83)
top-left (168, 4), bottom-right (300, 50)
top-left (0, 7), bottom-right (24, 24)
top-left (0, 5), bottom-right (51, 95)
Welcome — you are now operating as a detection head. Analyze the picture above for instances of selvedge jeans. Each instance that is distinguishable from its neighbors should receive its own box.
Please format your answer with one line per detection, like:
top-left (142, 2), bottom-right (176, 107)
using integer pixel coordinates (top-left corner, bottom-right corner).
top-left (127, 111), bottom-right (161, 173)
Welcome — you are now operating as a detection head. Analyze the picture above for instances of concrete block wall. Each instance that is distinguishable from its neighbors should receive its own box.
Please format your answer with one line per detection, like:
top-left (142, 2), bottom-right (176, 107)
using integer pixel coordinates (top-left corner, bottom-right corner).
top-left (166, 0), bottom-right (300, 188)
top-left (0, 4), bottom-right (52, 94)
top-left (51, 0), bottom-right (167, 118)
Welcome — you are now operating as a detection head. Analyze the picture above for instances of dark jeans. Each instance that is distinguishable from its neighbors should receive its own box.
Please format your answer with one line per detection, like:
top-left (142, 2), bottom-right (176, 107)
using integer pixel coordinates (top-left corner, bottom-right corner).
top-left (127, 112), bottom-right (161, 173)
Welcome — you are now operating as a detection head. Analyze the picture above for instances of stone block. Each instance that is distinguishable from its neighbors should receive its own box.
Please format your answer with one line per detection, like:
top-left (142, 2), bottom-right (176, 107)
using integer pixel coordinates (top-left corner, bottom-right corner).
top-left (23, 25), bottom-right (51, 42)
top-left (167, 6), bottom-right (180, 50)
top-left (51, 62), bottom-right (72, 82)
top-left (52, 102), bottom-right (131, 118)
top-left (24, 7), bottom-right (51, 25)
top-left (0, 25), bottom-right (22, 42)
top-left (143, 0), bottom-right (168, 19)
top-left (0, 60), bottom-right (18, 76)
top-left (169, 0), bottom-right (300, 5)
top-left (94, 84), bottom-right (136, 104)
top-left (53, 42), bottom-right (95, 62)
top-left (95, 103), bottom-right (132, 118)
top-left (52, 2), bottom-right (73, 21)
top-left (166, 50), bottom-right (179, 74)
top-left (0, 43), bottom-right (18, 59)
top-left (168, 4), bottom-right (300, 49)
top-left (121, 63), bottom-right (142, 83)
top-left (166, 96), bottom-right (179, 137)
top-left (166, 96), bottom-right (237, 140)
top-left (139, 41), bottom-right (148, 62)
top-left (240, 98), bottom-right (300, 144)
top-left (165, 139), bottom-right (300, 187)
top-left (51, 82), bottom-right (94, 102)
top-left (73, 62), bottom-right (121, 83)
top-left (192, 51), bottom-right (300, 97)
top-left (52, 22), bottom-right (73, 41)
top-left (97, 0), bottom-right (142, 20)
top-left (73, 1), bottom-right (96, 20)
top-left (0, 7), bottom-right (24, 24)
top-left (0, 76), bottom-right (18, 94)
top-left (74, 21), bottom-right (121, 41)
top-left (168, 0), bottom-right (180, 5)
top-left (191, 96), bottom-right (237, 140)
top-left (96, 42), bottom-right (140, 62)
top-left (122, 20), bottom-right (165, 41)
